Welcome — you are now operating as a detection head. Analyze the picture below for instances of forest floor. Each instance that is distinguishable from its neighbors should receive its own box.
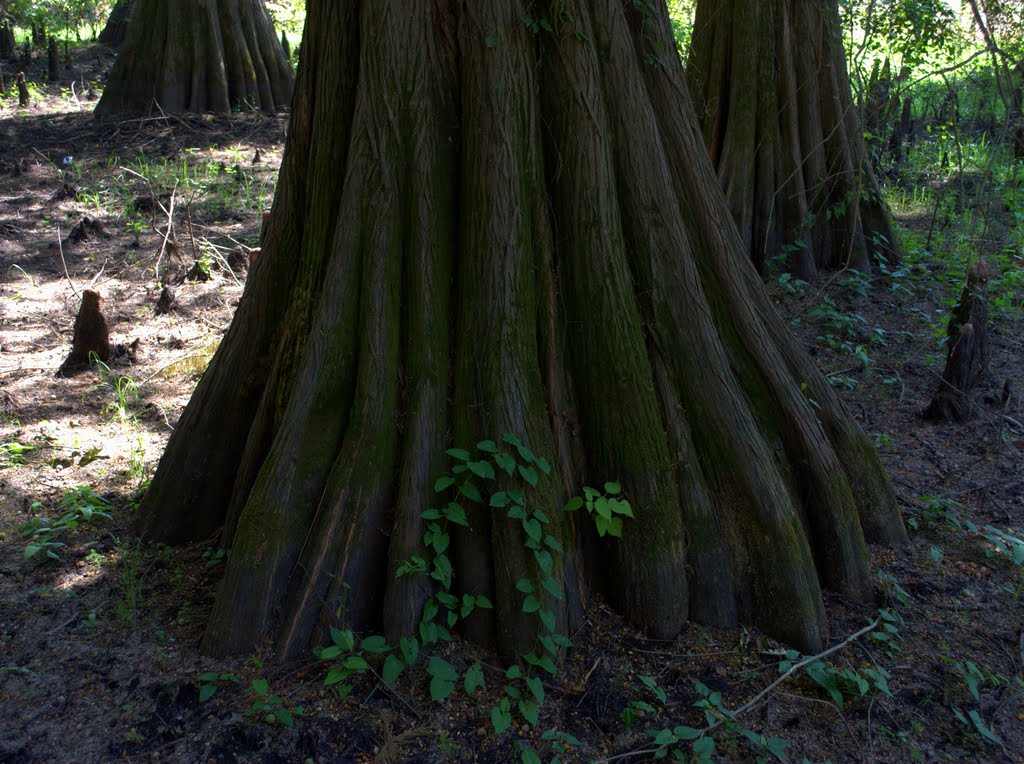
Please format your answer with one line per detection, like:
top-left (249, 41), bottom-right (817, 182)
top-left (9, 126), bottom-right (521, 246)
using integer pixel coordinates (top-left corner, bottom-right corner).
top-left (1, 44), bottom-right (1023, 764)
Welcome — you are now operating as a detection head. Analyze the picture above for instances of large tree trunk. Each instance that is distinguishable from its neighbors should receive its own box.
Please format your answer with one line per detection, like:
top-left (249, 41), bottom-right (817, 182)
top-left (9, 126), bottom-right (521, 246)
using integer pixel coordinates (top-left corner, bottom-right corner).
top-left (98, 0), bottom-right (132, 48)
top-left (136, 0), bottom-right (905, 661)
top-left (687, 0), bottom-right (899, 278)
top-left (95, 0), bottom-right (292, 117)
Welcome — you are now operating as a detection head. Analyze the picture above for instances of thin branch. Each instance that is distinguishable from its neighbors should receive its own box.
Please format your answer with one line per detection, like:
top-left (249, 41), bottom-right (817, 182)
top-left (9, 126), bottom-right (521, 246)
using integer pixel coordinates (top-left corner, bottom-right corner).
top-left (55, 224), bottom-right (80, 300)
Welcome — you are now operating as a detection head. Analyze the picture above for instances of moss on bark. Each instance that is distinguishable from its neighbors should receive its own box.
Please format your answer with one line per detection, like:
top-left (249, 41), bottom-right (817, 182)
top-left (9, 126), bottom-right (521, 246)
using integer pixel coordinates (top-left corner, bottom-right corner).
top-left (137, 0), bottom-right (905, 659)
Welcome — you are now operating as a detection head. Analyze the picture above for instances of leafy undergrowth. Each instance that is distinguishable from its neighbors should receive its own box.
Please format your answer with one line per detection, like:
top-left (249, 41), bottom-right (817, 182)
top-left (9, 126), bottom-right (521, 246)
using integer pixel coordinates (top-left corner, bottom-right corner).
top-left (1, 47), bottom-right (1023, 764)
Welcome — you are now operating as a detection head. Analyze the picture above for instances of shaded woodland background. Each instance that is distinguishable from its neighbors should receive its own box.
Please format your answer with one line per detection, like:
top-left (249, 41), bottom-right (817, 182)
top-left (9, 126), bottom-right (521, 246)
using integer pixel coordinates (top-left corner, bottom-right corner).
top-left (0, 1), bottom-right (1023, 762)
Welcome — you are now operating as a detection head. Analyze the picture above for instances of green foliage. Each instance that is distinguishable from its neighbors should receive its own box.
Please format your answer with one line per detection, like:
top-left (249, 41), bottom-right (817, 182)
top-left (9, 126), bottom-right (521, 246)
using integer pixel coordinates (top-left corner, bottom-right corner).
top-left (314, 433), bottom-right (630, 746)
top-left (912, 495), bottom-right (1024, 567)
top-left (0, 439), bottom-right (34, 467)
top-left (642, 680), bottom-right (790, 763)
top-left (202, 546), bottom-right (228, 569)
top-left (247, 677), bottom-right (304, 727)
top-left (941, 657), bottom-right (1018, 748)
top-left (18, 484), bottom-right (111, 560)
top-left (90, 355), bottom-right (140, 427)
top-left (196, 671), bottom-right (240, 703)
top-left (563, 481), bottom-right (633, 538)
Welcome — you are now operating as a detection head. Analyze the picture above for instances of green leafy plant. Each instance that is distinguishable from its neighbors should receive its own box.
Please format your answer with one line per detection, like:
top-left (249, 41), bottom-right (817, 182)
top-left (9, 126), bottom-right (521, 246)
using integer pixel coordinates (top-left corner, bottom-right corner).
top-left (912, 496), bottom-right (1024, 567)
top-left (197, 671), bottom-right (240, 702)
top-left (941, 658), bottom-right (1010, 747)
top-left (247, 677), bottom-right (305, 727)
top-left (0, 440), bottom-right (34, 467)
top-left (315, 433), bottom-right (631, 744)
top-left (19, 485), bottom-right (112, 561)
top-left (563, 481), bottom-right (633, 538)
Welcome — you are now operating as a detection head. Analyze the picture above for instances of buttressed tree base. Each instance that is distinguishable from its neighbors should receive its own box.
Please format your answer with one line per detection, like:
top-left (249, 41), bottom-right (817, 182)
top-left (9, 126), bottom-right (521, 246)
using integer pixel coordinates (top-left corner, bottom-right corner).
top-left (95, 0), bottom-right (292, 116)
top-left (688, 0), bottom-right (899, 277)
top-left (137, 0), bottom-right (906, 660)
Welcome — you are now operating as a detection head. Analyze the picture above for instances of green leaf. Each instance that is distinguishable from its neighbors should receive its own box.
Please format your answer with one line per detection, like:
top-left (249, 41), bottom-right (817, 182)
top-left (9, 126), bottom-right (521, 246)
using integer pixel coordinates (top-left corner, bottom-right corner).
top-left (506, 664), bottom-right (523, 680)
top-left (464, 662), bottom-right (485, 695)
top-left (475, 594), bottom-right (493, 609)
top-left (468, 460), bottom-right (496, 480)
top-left (611, 499), bottom-right (635, 518)
top-left (604, 481), bottom-right (622, 494)
top-left (325, 668), bottom-right (349, 686)
top-left (476, 440), bottom-right (498, 453)
top-left (434, 476), bottom-right (455, 492)
top-left (544, 534), bottom-right (564, 553)
top-left (490, 491), bottom-right (510, 508)
top-left (360, 635), bottom-right (389, 654)
top-left (541, 575), bottom-right (563, 600)
top-left (382, 655), bottom-right (404, 685)
top-left (670, 725), bottom-right (701, 741)
top-left (563, 496), bottom-right (583, 512)
top-left (539, 608), bottom-right (556, 632)
top-left (428, 656), bottom-right (459, 682)
top-left (430, 675), bottom-right (455, 701)
top-left (691, 736), bottom-right (715, 762)
top-left (484, 28), bottom-right (500, 48)
top-left (522, 595), bottom-right (541, 613)
top-left (275, 708), bottom-right (294, 727)
top-left (523, 518), bottom-right (542, 542)
top-left (251, 678), bottom-right (269, 696)
top-left (516, 578), bottom-right (535, 594)
top-left (968, 708), bottom-right (1002, 745)
top-left (652, 729), bottom-right (676, 746)
top-left (534, 550), bottom-right (554, 575)
top-left (520, 748), bottom-right (541, 764)
top-left (519, 698), bottom-right (539, 727)
top-left (537, 653), bottom-right (557, 675)
top-left (344, 655), bottom-right (370, 671)
top-left (535, 456), bottom-right (551, 475)
top-left (400, 636), bottom-right (419, 665)
top-left (197, 671), bottom-right (220, 683)
top-left (443, 502), bottom-right (469, 526)
top-left (492, 698), bottom-right (512, 733)
top-left (318, 645), bottom-right (344, 661)
top-left (525, 676), bottom-right (545, 704)
top-left (198, 684), bottom-right (217, 702)
top-left (447, 448), bottom-right (471, 461)
top-left (461, 482), bottom-right (483, 503)
top-left (495, 453), bottom-right (517, 476)
top-left (595, 497), bottom-right (612, 519)
top-left (518, 465), bottom-right (539, 487)
top-left (421, 508), bottom-right (442, 520)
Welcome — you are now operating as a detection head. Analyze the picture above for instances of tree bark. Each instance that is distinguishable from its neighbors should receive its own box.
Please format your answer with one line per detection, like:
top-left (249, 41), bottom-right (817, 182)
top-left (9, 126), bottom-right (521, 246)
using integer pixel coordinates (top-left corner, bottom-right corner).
top-left (98, 0), bottom-right (133, 48)
top-left (137, 0), bottom-right (905, 661)
top-left (95, 0), bottom-right (292, 117)
top-left (687, 0), bottom-right (900, 278)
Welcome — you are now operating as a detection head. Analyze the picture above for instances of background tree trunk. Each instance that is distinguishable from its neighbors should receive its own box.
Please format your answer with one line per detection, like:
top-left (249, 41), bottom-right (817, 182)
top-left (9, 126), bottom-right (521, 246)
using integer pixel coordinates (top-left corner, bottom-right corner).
top-left (687, 0), bottom-right (900, 278)
top-left (98, 0), bottom-right (133, 49)
top-left (95, 0), bottom-right (292, 117)
top-left (137, 0), bottom-right (905, 661)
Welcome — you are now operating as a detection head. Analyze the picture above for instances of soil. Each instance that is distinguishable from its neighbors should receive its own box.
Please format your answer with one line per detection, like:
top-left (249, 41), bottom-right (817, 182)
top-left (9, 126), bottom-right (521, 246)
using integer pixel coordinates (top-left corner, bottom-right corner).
top-left (1, 43), bottom-right (1023, 764)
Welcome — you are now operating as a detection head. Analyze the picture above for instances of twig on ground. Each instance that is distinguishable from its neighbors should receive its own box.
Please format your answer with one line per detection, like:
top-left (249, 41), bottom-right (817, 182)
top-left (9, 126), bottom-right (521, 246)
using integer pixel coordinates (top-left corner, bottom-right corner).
top-left (55, 225), bottom-right (80, 300)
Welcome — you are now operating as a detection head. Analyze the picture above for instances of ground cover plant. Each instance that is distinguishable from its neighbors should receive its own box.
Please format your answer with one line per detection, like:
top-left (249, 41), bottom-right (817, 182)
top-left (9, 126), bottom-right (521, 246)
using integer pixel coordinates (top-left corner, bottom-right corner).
top-left (0, 2), bottom-right (1023, 762)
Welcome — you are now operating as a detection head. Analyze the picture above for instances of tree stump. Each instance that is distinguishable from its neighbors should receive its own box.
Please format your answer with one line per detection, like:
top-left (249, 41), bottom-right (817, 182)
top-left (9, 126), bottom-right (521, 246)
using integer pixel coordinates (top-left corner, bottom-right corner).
top-left (925, 262), bottom-right (989, 422)
top-left (16, 72), bottom-right (28, 107)
top-left (59, 290), bottom-right (111, 375)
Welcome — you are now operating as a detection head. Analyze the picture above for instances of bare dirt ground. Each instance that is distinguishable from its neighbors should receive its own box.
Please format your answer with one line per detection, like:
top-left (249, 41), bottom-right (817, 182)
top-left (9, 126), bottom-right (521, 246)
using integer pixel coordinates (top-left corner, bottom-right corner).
top-left (1, 44), bottom-right (1023, 764)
